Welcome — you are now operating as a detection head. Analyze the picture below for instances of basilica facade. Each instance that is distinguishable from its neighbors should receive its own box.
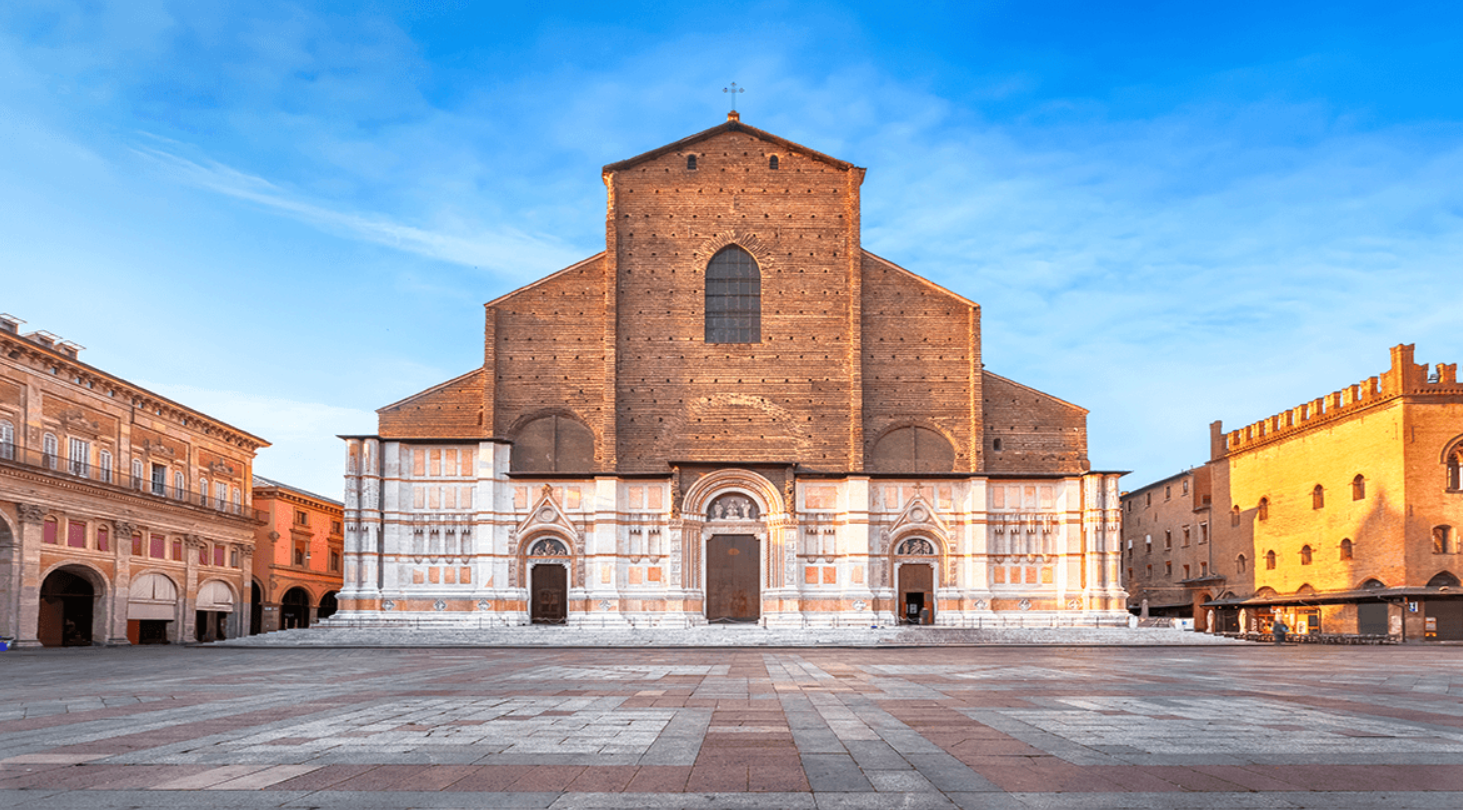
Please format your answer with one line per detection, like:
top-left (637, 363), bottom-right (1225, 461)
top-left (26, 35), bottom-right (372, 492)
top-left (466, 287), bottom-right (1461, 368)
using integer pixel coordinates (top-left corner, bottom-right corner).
top-left (336, 114), bottom-right (1126, 628)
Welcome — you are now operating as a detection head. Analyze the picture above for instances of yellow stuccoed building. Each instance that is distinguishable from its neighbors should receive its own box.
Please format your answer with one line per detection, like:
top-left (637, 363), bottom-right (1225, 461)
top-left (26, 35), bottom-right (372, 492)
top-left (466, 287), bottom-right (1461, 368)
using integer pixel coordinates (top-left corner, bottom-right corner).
top-left (1127, 344), bottom-right (1463, 640)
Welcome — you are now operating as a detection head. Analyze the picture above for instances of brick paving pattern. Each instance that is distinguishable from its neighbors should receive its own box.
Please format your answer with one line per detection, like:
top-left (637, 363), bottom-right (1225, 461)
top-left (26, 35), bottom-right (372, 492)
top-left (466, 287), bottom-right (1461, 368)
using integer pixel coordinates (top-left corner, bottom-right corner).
top-left (4, 644), bottom-right (1463, 808)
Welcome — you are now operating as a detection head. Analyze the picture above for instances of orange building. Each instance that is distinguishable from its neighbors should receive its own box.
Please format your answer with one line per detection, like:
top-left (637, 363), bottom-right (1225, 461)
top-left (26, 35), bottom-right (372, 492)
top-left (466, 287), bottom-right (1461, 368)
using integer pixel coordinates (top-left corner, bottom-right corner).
top-left (0, 314), bottom-right (267, 646)
top-left (249, 476), bottom-right (343, 633)
top-left (1123, 344), bottom-right (1463, 640)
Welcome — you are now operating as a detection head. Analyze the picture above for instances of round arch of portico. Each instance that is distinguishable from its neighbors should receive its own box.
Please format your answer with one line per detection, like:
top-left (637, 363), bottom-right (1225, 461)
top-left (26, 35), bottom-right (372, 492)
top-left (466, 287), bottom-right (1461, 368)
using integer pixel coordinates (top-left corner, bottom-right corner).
top-left (0, 508), bottom-right (15, 546)
top-left (38, 560), bottom-right (111, 645)
top-left (866, 419), bottom-right (964, 471)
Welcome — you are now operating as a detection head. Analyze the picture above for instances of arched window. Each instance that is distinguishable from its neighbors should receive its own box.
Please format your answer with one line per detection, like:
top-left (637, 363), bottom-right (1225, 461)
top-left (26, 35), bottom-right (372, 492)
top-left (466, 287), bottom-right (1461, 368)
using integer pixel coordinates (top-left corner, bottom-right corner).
top-left (1448, 443), bottom-right (1463, 491)
top-left (1435, 525), bottom-right (1453, 555)
top-left (992, 437), bottom-right (1003, 451)
top-left (1427, 571), bottom-right (1460, 588)
top-left (1352, 474), bottom-right (1366, 500)
top-left (42, 432), bottom-right (58, 469)
top-left (704, 245), bottom-right (760, 343)
top-left (132, 458), bottom-right (145, 488)
top-left (1300, 545), bottom-right (1313, 565)
top-left (173, 471), bottom-right (185, 499)
top-left (1265, 550), bottom-right (1277, 570)
top-left (199, 476), bottom-right (209, 507)
top-left (870, 426), bottom-right (955, 473)
top-left (1257, 497), bottom-right (1269, 521)
top-left (1230, 505), bottom-right (1241, 527)
top-left (1340, 538), bottom-right (1353, 561)
top-left (686, 154), bottom-right (697, 170)
top-left (768, 155), bottom-right (779, 170)
top-left (1312, 485), bottom-right (1325, 510)
top-left (510, 414), bottom-right (595, 472)
top-left (0, 419), bottom-right (14, 460)
top-left (1237, 554), bottom-right (1247, 573)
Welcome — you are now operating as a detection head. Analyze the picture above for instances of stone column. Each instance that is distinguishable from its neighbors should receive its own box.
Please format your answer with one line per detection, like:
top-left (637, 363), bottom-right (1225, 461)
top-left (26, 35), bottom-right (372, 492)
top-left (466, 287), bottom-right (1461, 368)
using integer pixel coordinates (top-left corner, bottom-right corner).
top-left (238, 545), bottom-right (254, 636)
top-left (183, 534), bottom-right (205, 642)
top-left (12, 503), bottom-right (47, 647)
top-left (109, 520), bottom-right (135, 645)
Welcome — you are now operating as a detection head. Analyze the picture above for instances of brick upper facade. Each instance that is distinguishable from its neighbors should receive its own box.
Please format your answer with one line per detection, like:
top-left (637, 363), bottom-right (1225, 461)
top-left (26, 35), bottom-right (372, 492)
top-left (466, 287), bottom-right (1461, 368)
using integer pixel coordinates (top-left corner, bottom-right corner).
top-left (381, 116), bottom-right (1088, 477)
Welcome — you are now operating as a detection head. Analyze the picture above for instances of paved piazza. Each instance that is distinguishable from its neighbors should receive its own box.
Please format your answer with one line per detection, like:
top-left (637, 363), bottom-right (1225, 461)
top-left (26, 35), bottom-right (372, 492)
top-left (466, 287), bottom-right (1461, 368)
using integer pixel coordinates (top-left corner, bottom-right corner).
top-left (5, 645), bottom-right (1463, 808)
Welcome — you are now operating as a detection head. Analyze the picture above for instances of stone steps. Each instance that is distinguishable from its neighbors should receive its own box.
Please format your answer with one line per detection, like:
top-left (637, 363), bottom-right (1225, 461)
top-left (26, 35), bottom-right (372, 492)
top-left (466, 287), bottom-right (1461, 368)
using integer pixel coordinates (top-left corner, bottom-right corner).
top-left (211, 624), bottom-right (1247, 648)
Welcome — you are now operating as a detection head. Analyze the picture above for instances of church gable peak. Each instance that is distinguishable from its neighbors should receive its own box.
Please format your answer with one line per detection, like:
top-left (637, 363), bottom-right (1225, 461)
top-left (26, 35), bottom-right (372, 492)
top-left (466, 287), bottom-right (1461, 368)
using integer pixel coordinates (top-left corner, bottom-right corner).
top-left (602, 119), bottom-right (859, 174)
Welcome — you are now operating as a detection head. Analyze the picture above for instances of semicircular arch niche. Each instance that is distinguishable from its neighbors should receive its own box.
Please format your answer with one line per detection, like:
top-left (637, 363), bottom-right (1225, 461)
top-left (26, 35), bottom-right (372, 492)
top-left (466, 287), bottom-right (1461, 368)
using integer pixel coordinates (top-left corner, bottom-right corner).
top-left (896, 537), bottom-right (938, 556)
top-left (870, 426), bottom-right (955, 473)
top-left (511, 414), bottom-right (595, 472)
top-left (528, 537), bottom-right (570, 557)
top-left (707, 492), bottom-right (760, 522)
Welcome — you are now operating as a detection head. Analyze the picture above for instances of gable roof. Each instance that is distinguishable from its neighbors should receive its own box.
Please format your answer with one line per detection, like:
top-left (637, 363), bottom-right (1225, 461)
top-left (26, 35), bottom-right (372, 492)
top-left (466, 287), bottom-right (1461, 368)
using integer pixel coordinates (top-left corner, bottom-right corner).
top-left (376, 367), bottom-right (484, 413)
top-left (602, 115), bottom-right (859, 173)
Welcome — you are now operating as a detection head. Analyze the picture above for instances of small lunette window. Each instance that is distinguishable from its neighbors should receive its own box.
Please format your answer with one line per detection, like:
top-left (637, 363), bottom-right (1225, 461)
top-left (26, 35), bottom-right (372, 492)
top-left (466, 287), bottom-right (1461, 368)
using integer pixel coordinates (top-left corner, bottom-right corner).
top-left (769, 155), bottom-right (779, 170)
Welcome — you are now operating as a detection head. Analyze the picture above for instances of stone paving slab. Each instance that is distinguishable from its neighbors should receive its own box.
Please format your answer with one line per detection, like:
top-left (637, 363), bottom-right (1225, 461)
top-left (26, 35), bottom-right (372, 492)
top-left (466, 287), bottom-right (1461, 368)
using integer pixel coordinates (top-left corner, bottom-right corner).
top-left (3, 644), bottom-right (1463, 808)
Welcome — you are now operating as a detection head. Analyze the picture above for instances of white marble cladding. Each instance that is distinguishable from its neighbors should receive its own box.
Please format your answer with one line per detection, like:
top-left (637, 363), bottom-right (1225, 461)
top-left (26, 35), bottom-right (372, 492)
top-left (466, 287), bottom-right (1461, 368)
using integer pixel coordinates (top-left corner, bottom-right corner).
top-left (339, 437), bottom-right (1127, 627)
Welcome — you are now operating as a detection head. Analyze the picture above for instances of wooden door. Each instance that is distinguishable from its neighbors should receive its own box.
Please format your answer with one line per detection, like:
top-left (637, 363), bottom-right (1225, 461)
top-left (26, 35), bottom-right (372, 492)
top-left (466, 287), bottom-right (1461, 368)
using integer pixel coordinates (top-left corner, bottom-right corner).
top-left (899, 564), bottom-right (935, 625)
top-left (531, 564), bottom-right (568, 624)
top-left (706, 535), bottom-right (759, 622)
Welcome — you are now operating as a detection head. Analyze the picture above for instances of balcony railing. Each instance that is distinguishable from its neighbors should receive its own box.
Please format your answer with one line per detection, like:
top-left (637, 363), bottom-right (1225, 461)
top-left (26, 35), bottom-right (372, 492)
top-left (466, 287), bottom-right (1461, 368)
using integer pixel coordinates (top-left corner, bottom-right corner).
top-left (0, 441), bottom-right (265, 521)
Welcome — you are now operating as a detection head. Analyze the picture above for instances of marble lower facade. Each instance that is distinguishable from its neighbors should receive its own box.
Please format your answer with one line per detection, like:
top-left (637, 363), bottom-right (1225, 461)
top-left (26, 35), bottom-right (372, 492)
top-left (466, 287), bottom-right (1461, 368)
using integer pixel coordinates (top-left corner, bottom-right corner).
top-left (332, 439), bottom-right (1128, 630)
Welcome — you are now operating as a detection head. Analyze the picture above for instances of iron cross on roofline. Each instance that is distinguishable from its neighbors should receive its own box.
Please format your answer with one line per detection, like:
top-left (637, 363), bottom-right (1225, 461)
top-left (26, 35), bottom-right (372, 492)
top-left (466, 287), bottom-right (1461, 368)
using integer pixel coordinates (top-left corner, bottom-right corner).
top-left (723, 82), bottom-right (744, 112)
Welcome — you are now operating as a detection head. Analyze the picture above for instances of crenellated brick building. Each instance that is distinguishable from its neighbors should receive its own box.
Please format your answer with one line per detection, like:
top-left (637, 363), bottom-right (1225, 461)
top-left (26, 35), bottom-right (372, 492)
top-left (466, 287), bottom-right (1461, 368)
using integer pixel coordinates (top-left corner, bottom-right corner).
top-left (1122, 344), bottom-right (1463, 640)
top-left (338, 115), bottom-right (1126, 629)
top-left (0, 314), bottom-right (268, 646)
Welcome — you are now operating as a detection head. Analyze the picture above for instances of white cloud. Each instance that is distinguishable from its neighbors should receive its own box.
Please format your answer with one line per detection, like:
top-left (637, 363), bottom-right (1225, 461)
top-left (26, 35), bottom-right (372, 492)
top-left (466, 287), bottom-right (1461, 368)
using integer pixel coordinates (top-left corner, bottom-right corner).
top-left (129, 141), bottom-right (582, 279)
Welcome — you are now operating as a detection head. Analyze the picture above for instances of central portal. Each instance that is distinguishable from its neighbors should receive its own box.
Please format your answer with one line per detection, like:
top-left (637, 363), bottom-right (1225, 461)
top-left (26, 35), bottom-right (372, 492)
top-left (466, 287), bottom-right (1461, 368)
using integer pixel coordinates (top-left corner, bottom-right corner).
top-left (706, 534), bottom-right (759, 623)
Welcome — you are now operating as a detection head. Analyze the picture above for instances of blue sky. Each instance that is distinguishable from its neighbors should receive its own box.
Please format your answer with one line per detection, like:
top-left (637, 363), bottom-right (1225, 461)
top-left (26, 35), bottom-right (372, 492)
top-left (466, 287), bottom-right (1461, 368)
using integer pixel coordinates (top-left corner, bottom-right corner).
top-left (3, 1), bottom-right (1461, 497)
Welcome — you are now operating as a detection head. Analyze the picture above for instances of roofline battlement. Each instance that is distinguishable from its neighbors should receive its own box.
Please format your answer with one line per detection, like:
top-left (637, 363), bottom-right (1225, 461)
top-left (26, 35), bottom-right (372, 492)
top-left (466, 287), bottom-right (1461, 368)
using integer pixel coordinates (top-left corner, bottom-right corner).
top-left (1211, 344), bottom-right (1461, 460)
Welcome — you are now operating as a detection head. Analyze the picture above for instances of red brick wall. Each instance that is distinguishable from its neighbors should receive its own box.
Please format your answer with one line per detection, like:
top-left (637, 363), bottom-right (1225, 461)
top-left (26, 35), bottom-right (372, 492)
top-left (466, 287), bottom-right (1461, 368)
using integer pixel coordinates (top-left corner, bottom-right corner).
top-left (981, 372), bottom-right (1088, 474)
top-left (378, 369), bottom-right (485, 439)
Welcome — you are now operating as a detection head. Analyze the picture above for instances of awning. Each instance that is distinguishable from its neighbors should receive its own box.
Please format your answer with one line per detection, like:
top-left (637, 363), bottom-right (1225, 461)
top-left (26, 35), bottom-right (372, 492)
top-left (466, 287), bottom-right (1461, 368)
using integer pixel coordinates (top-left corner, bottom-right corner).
top-left (127, 573), bottom-right (178, 621)
top-left (197, 580), bottom-right (235, 612)
top-left (1203, 585), bottom-right (1463, 608)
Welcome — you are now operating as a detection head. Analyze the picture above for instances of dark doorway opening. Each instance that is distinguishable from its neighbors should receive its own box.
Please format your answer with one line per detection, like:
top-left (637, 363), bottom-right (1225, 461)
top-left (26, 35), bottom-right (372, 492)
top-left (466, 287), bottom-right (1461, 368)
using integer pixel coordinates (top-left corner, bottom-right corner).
top-left (318, 591), bottom-right (339, 620)
top-left (898, 564), bottom-right (935, 625)
top-left (195, 611), bottom-right (228, 642)
top-left (39, 568), bottom-right (96, 647)
top-left (1426, 600), bottom-right (1463, 641)
top-left (280, 587), bottom-right (311, 629)
top-left (706, 535), bottom-right (759, 623)
top-left (1214, 608), bottom-right (1239, 634)
top-left (530, 564), bottom-right (568, 624)
top-left (250, 581), bottom-right (263, 635)
top-left (1358, 602), bottom-right (1388, 635)
top-left (137, 620), bottom-right (169, 644)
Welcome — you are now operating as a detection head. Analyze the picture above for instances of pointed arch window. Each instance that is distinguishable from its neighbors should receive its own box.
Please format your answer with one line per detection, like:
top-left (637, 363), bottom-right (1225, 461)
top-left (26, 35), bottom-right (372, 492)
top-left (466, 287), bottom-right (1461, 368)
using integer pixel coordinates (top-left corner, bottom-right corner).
top-left (1230, 505), bottom-right (1241, 527)
top-left (1237, 554), bottom-right (1247, 573)
top-left (1312, 485), bottom-right (1325, 510)
top-left (1448, 443), bottom-right (1463, 491)
top-left (1300, 545), bottom-right (1313, 565)
top-left (1265, 550), bottom-right (1277, 570)
top-left (1352, 474), bottom-right (1366, 500)
top-left (1257, 497), bottom-right (1269, 521)
top-left (1340, 538), bottom-right (1353, 561)
top-left (705, 245), bottom-right (760, 343)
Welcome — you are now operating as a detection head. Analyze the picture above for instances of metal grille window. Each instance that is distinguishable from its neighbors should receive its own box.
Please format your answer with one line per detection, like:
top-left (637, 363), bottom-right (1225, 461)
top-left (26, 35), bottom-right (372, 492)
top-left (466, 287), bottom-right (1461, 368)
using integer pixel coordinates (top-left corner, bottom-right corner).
top-left (704, 246), bottom-right (760, 343)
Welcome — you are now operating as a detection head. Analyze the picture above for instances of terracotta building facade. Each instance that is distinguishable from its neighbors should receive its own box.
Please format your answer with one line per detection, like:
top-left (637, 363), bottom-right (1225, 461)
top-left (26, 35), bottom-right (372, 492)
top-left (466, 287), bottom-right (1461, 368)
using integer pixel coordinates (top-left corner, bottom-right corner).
top-left (1120, 467), bottom-right (1220, 627)
top-left (0, 314), bottom-right (267, 646)
top-left (337, 116), bottom-right (1127, 629)
top-left (1122, 344), bottom-right (1463, 640)
top-left (250, 476), bottom-right (344, 634)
